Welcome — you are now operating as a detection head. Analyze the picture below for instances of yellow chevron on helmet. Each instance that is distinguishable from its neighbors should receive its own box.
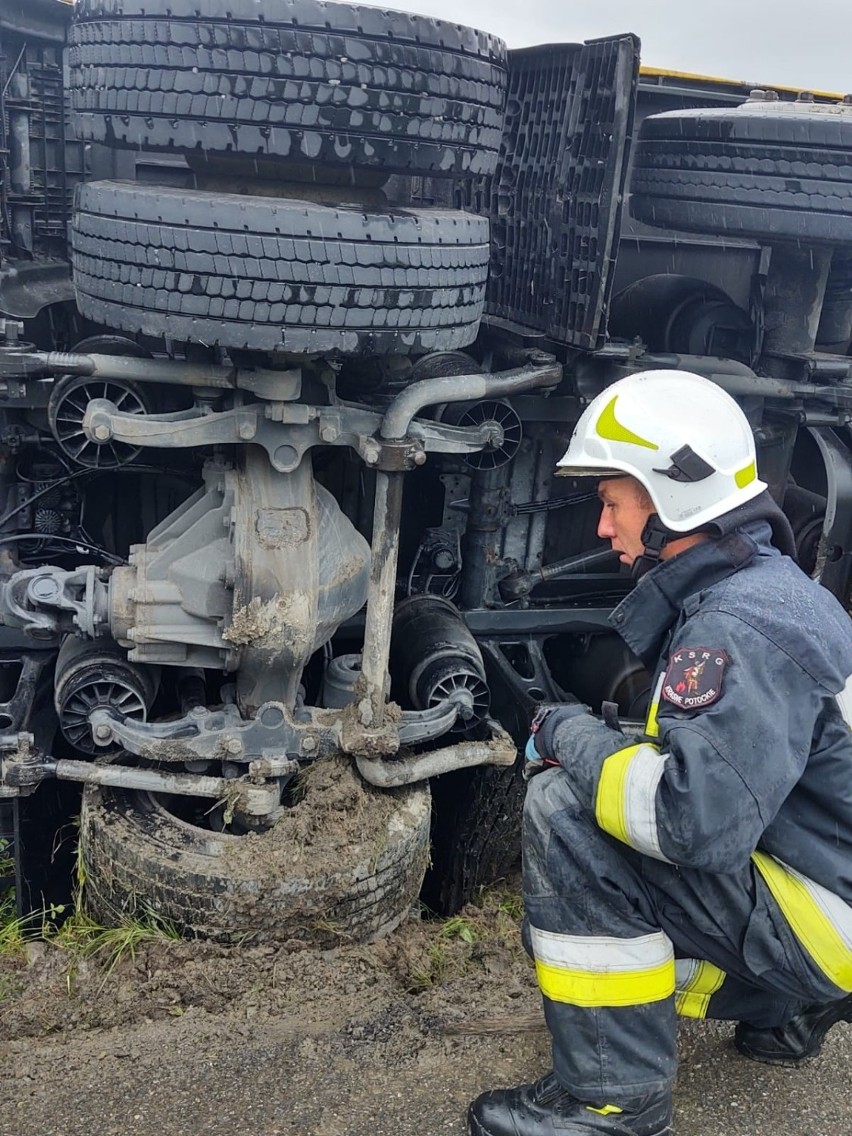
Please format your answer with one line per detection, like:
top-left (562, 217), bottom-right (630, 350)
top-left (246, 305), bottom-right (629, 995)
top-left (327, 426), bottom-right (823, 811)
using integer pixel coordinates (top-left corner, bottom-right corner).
top-left (556, 370), bottom-right (766, 532)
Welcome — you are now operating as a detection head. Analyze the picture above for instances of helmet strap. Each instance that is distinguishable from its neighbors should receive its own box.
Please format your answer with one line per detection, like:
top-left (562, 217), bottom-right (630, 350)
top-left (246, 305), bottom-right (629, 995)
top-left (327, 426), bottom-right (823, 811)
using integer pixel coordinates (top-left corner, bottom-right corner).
top-left (631, 514), bottom-right (671, 579)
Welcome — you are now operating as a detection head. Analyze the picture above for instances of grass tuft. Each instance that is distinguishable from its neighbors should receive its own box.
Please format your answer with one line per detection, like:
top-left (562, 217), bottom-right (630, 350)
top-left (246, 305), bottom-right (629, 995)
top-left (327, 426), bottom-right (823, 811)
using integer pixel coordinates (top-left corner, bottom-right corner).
top-left (402, 878), bottom-right (526, 991)
top-left (0, 829), bottom-right (180, 991)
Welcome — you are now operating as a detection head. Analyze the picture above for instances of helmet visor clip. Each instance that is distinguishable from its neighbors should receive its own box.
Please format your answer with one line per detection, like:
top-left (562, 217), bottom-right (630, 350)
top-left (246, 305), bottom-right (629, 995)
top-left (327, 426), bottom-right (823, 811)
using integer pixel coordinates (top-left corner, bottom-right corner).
top-left (653, 444), bottom-right (715, 483)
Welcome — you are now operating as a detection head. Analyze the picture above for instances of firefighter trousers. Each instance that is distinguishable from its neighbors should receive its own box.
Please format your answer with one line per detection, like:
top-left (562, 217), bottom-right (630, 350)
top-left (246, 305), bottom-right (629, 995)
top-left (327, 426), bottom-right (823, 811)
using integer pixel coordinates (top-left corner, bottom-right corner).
top-left (522, 766), bottom-right (845, 1102)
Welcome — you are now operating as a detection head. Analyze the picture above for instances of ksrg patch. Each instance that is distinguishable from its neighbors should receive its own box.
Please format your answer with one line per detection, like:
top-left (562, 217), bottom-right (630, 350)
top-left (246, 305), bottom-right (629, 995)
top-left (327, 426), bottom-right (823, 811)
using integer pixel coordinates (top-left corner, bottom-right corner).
top-left (661, 648), bottom-right (729, 710)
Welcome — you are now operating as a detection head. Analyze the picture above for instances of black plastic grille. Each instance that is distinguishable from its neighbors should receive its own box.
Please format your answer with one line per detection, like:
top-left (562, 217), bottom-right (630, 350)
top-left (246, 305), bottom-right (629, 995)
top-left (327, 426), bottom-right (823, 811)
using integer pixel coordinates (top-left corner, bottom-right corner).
top-left (0, 29), bottom-right (82, 261)
top-left (460, 35), bottom-right (639, 350)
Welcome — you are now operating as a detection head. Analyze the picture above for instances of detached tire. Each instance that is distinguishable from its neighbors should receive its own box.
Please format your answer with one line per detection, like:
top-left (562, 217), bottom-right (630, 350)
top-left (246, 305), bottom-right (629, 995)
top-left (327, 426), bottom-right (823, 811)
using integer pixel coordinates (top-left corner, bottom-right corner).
top-left (71, 181), bottom-right (490, 354)
top-left (81, 758), bottom-right (431, 944)
top-left (631, 98), bottom-right (852, 244)
top-left (69, 0), bottom-right (506, 180)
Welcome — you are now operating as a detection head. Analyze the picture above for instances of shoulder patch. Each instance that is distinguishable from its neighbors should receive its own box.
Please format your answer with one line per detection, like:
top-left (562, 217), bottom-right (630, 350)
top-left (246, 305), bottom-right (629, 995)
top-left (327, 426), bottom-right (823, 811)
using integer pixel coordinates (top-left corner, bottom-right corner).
top-left (661, 648), bottom-right (729, 711)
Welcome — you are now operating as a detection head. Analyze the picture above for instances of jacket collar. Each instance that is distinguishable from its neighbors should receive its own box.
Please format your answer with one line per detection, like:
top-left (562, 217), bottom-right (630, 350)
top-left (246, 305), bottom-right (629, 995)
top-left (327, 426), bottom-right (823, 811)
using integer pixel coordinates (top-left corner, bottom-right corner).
top-left (608, 519), bottom-right (774, 668)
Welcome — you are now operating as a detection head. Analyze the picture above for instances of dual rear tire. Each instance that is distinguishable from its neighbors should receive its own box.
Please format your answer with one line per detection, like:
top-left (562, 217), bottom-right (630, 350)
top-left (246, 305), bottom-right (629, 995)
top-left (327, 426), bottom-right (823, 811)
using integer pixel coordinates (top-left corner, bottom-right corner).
top-left (631, 100), bottom-right (852, 245)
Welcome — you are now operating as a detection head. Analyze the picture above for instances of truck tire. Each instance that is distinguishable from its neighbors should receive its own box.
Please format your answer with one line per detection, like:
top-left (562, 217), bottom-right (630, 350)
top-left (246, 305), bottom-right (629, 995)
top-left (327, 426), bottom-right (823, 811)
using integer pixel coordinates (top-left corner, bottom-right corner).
top-left (69, 0), bottom-right (507, 180)
top-left (80, 759), bottom-right (431, 945)
top-left (71, 181), bottom-right (490, 355)
top-left (631, 100), bottom-right (852, 244)
top-left (422, 759), bottom-right (524, 916)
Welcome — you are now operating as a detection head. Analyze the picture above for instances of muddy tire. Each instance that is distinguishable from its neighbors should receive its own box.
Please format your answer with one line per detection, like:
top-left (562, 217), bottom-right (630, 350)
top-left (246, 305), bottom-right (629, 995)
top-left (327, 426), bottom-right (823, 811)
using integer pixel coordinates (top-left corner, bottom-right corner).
top-left (71, 181), bottom-right (490, 355)
top-left (80, 759), bottom-right (431, 945)
top-left (631, 101), bottom-right (852, 244)
top-left (422, 759), bottom-right (524, 916)
top-left (68, 0), bottom-right (506, 180)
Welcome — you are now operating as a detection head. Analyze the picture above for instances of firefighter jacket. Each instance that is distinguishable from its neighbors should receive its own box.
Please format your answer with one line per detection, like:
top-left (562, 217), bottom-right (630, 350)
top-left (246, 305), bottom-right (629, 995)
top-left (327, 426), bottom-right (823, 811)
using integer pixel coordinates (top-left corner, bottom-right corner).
top-left (538, 518), bottom-right (852, 990)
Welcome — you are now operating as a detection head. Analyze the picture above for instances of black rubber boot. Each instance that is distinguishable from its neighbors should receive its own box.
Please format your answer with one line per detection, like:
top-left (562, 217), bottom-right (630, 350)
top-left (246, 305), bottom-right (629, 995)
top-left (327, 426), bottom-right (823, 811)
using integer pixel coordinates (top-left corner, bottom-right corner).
top-left (468, 1072), bottom-right (673, 1136)
top-left (735, 993), bottom-right (852, 1066)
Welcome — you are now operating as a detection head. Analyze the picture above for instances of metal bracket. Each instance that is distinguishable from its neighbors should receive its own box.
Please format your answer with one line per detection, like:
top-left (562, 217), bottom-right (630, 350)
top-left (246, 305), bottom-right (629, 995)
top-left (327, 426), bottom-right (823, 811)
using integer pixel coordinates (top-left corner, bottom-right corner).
top-left (86, 693), bottom-right (468, 765)
top-left (88, 700), bottom-right (324, 764)
top-left (479, 637), bottom-right (569, 716)
top-left (0, 732), bottom-right (39, 792)
top-left (81, 398), bottom-right (499, 473)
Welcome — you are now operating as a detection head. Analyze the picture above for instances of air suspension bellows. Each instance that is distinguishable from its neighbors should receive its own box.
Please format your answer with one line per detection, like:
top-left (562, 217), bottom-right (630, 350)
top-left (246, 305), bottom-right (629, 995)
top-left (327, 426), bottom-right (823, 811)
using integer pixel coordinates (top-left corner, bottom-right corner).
top-left (54, 636), bottom-right (158, 754)
top-left (389, 595), bottom-right (490, 729)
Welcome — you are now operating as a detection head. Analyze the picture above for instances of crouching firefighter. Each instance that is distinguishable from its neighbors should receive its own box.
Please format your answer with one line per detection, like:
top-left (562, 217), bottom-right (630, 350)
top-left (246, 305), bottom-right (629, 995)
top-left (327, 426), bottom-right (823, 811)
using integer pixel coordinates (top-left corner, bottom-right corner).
top-left (469, 370), bottom-right (852, 1136)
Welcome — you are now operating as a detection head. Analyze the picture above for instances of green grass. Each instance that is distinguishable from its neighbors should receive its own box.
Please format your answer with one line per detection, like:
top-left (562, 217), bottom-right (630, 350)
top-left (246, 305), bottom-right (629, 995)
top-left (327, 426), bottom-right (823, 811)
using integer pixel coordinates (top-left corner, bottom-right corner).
top-left (0, 832), bottom-right (180, 988)
top-left (438, 915), bottom-right (479, 945)
top-left (50, 907), bottom-right (181, 974)
top-left (0, 889), bottom-right (32, 957)
top-left (0, 834), bottom-right (38, 960)
top-left (405, 880), bottom-right (526, 991)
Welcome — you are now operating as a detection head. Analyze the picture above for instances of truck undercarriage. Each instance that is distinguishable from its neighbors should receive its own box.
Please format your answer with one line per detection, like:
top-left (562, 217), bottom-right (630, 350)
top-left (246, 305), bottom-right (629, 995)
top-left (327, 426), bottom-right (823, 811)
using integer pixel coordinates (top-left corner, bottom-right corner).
top-left (1, 0), bottom-right (851, 941)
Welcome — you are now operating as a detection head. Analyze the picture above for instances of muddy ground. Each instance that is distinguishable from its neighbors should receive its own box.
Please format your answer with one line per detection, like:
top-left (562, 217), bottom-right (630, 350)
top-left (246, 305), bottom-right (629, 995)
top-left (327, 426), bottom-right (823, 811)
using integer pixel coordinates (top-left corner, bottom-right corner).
top-left (1, 877), bottom-right (850, 1136)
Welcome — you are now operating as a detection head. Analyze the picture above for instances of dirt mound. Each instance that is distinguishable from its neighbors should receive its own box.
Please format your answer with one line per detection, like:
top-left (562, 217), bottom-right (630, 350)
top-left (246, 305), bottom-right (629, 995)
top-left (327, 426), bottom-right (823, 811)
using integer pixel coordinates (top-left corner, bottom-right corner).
top-left (0, 882), bottom-right (534, 1043)
top-left (2, 879), bottom-right (852, 1136)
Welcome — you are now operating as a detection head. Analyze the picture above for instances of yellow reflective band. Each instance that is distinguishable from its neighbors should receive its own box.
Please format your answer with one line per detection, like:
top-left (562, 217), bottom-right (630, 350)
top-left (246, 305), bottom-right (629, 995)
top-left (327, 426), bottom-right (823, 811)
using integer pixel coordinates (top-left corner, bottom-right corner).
top-left (531, 927), bottom-right (675, 1009)
top-left (536, 954), bottom-right (677, 1008)
top-left (587, 1105), bottom-right (624, 1117)
top-left (596, 744), bottom-right (639, 846)
top-left (675, 960), bottom-right (726, 1019)
top-left (644, 673), bottom-right (665, 740)
top-left (596, 396), bottom-right (659, 451)
top-left (735, 460), bottom-right (757, 489)
top-left (535, 958), bottom-right (676, 1007)
top-left (753, 852), bottom-right (852, 991)
top-left (596, 742), bottom-right (670, 861)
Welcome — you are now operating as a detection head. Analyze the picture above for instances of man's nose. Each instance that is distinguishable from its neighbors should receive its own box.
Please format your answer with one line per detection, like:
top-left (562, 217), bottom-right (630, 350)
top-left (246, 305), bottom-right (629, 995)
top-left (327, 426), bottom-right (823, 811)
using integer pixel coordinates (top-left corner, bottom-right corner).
top-left (597, 507), bottom-right (614, 540)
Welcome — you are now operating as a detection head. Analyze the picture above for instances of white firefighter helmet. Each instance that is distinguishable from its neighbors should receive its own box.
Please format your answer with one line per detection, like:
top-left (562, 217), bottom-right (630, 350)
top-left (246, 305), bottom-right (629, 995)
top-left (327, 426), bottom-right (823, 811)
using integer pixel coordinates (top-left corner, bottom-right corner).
top-left (556, 370), bottom-right (767, 532)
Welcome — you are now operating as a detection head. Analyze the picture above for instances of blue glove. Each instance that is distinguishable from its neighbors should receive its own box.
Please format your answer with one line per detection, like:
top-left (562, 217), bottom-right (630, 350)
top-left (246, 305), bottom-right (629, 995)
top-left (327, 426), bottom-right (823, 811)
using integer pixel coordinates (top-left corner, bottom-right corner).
top-left (523, 735), bottom-right (548, 780)
top-left (523, 699), bottom-right (589, 779)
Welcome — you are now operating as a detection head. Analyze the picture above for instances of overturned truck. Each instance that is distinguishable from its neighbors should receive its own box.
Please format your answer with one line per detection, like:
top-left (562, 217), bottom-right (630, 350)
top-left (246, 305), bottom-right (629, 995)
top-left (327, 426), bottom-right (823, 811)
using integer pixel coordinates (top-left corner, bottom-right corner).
top-left (0, 0), bottom-right (851, 941)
